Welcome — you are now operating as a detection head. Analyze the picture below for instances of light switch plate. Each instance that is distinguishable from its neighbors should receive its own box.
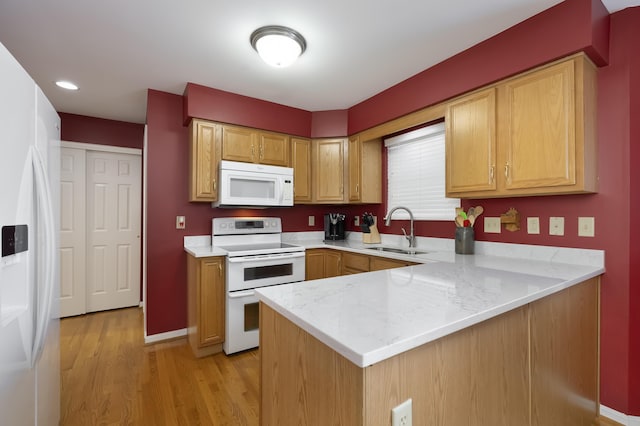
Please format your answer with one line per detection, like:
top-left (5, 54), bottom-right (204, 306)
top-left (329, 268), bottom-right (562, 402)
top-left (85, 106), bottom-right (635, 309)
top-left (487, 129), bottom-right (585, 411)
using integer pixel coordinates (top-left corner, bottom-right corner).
top-left (308, 215), bottom-right (315, 226)
top-left (176, 216), bottom-right (185, 229)
top-left (578, 217), bottom-right (595, 237)
top-left (484, 217), bottom-right (501, 233)
top-left (527, 217), bottom-right (540, 234)
top-left (549, 217), bottom-right (564, 236)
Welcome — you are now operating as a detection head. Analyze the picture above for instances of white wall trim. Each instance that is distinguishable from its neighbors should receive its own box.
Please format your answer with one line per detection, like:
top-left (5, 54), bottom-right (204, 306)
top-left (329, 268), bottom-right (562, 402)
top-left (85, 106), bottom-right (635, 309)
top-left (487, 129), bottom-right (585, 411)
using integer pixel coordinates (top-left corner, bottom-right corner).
top-left (601, 405), bottom-right (640, 426)
top-left (61, 140), bottom-right (142, 155)
top-left (144, 328), bottom-right (187, 345)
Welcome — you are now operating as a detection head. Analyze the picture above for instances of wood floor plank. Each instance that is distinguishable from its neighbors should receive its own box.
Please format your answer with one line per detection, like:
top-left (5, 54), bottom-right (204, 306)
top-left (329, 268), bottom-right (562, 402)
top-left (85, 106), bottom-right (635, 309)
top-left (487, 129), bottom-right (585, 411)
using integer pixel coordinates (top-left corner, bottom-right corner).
top-left (60, 307), bottom-right (259, 426)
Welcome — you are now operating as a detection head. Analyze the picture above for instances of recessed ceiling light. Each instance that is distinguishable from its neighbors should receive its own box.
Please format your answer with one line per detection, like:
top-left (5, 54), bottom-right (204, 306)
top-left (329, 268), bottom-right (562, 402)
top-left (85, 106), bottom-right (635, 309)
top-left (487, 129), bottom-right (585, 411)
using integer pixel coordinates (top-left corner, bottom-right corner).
top-left (55, 80), bottom-right (79, 90)
top-left (250, 25), bottom-right (306, 68)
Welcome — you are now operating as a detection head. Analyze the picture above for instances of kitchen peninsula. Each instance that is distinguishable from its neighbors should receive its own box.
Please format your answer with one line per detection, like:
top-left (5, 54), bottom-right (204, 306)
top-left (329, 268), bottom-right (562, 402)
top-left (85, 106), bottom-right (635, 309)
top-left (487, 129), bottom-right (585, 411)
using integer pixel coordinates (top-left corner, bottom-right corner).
top-left (256, 244), bottom-right (604, 425)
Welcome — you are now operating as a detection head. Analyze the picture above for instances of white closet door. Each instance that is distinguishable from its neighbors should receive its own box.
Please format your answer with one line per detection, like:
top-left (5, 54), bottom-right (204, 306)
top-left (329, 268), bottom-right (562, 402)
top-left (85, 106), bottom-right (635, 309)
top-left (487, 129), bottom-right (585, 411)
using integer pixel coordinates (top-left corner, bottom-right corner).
top-left (86, 151), bottom-right (141, 312)
top-left (59, 147), bottom-right (86, 317)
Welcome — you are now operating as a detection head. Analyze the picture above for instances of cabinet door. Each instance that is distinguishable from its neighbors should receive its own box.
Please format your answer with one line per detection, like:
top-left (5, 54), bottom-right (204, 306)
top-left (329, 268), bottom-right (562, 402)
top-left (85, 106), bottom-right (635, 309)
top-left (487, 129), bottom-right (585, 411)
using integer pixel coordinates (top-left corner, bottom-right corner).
top-left (305, 249), bottom-right (326, 281)
top-left (313, 138), bottom-right (346, 203)
top-left (445, 88), bottom-right (497, 196)
top-left (199, 257), bottom-right (225, 346)
top-left (259, 132), bottom-right (290, 166)
top-left (189, 119), bottom-right (220, 202)
top-left (348, 137), bottom-right (361, 202)
top-left (221, 125), bottom-right (255, 163)
top-left (324, 251), bottom-right (342, 278)
top-left (292, 137), bottom-right (312, 203)
top-left (342, 252), bottom-right (369, 275)
top-left (499, 60), bottom-right (576, 191)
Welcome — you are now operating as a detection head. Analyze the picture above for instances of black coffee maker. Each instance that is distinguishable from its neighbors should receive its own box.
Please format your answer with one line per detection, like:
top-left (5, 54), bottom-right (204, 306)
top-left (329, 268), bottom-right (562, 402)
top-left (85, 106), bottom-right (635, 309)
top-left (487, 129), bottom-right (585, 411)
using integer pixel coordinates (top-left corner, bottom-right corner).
top-left (324, 213), bottom-right (346, 240)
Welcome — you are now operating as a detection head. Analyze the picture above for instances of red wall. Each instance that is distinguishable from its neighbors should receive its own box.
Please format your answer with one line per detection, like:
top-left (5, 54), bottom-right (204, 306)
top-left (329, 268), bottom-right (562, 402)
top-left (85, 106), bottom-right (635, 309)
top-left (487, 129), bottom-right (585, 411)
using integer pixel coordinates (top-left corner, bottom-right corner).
top-left (183, 83), bottom-right (312, 137)
top-left (60, 112), bottom-right (144, 149)
top-left (142, 0), bottom-right (640, 416)
top-left (348, 0), bottom-right (609, 135)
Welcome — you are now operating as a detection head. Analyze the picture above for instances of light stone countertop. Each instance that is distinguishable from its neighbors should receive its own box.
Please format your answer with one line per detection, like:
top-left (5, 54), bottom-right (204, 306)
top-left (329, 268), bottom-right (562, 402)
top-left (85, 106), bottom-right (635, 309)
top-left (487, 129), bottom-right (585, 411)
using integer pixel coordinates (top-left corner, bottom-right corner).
top-left (256, 232), bottom-right (605, 368)
top-left (185, 232), bottom-right (605, 368)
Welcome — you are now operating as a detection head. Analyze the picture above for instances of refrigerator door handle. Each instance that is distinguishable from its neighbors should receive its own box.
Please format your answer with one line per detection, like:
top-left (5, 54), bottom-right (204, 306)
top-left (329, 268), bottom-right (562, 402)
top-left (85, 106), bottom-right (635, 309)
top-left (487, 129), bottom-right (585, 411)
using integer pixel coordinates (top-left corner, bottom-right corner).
top-left (30, 146), bottom-right (55, 367)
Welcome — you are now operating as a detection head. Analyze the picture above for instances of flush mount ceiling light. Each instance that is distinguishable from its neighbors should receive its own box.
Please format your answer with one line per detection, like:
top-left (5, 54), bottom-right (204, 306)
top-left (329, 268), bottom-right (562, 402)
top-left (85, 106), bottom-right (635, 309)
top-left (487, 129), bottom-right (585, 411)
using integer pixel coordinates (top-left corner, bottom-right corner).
top-left (55, 80), bottom-right (79, 90)
top-left (250, 25), bottom-right (306, 68)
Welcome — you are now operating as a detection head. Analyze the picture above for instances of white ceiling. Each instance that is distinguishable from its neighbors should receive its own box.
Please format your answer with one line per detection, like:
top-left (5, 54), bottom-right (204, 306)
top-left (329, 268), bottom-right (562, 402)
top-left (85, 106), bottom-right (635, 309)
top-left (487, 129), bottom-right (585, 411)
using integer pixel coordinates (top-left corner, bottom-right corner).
top-left (0, 0), bottom-right (635, 124)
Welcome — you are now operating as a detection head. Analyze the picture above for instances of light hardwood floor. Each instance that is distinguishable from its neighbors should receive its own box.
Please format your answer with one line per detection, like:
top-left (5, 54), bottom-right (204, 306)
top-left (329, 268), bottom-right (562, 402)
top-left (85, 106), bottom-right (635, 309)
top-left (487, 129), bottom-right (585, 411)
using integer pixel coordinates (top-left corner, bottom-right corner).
top-left (60, 307), bottom-right (259, 425)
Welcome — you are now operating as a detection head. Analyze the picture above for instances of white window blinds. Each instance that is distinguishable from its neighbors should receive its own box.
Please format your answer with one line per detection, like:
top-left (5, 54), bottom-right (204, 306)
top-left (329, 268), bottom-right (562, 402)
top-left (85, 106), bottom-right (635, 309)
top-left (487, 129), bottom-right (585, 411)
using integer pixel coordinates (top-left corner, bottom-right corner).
top-left (385, 122), bottom-right (459, 221)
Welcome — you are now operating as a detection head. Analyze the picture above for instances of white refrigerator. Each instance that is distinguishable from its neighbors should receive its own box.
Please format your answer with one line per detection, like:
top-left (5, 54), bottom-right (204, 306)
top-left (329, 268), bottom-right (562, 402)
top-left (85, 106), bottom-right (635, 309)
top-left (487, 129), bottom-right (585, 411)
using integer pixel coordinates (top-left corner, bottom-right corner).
top-left (0, 41), bottom-right (61, 425)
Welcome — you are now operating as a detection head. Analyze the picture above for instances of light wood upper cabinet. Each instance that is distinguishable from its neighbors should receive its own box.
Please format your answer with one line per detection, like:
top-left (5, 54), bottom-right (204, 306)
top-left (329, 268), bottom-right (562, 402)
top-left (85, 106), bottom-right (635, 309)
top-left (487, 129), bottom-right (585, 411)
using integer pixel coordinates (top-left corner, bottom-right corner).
top-left (445, 53), bottom-right (597, 198)
top-left (291, 137), bottom-right (312, 203)
top-left (499, 59), bottom-right (577, 191)
top-left (313, 138), bottom-right (347, 203)
top-left (189, 119), bottom-right (221, 202)
top-left (258, 131), bottom-right (290, 166)
top-left (221, 125), bottom-right (255, 163)
top-left (221, 124), bottom-right (290, 166)
top-left (445, 88), bottom-right (497, 195)
top-left (348, 136), bottom-right (382, 203)
top-left (187, 255), bottom-right (225, 357)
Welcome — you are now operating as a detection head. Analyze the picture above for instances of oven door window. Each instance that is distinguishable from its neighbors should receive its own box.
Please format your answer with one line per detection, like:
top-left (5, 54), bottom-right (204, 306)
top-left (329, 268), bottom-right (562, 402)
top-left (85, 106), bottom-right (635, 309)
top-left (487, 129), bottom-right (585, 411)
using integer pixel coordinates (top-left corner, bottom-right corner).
top-left (244, 302), bottom-right (259, 332)
top-left (244, 263), bottom-right (293, 281)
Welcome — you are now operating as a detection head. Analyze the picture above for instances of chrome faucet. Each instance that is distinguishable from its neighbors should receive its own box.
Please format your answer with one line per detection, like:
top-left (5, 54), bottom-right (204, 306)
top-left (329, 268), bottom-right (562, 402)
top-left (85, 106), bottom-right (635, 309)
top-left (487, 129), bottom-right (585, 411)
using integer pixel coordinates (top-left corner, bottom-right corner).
top-left (384, 206), bottom-right (416, 248)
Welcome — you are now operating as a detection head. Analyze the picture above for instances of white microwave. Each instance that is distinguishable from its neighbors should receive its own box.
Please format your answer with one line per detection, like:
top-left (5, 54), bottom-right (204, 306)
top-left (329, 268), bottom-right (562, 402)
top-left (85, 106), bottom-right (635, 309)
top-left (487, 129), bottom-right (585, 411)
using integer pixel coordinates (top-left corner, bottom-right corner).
top-left (213, 160), bottom-right (294, 208)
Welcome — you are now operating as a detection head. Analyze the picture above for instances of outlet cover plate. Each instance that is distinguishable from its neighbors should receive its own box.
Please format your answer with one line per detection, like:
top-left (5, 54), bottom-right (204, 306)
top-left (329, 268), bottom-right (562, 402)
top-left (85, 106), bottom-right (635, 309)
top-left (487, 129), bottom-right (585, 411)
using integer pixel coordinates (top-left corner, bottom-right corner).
top-left (549, 217), bottom-right (565, 236)
top-left (484, 217), bottom-right (501, 233)
top-left (578, 217), bottom-right (595, 237)
top-left (391, 398), bottom-right (412, 426)
top-left (527, 217), bottom-right (540, 234)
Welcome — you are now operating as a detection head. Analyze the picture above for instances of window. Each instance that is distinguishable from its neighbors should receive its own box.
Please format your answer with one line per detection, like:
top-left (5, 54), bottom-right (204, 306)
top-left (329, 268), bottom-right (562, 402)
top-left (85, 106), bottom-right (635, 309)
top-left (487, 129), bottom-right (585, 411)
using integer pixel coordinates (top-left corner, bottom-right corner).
top-left (385, 122), bottom-right (459, 221)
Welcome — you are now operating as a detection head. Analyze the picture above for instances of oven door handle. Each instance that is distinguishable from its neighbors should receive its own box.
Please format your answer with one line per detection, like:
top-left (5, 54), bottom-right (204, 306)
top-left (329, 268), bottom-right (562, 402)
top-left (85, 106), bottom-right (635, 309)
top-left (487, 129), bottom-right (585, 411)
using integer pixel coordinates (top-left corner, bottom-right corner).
top-left (227, 251), bottom-right (305, 263)
top-left (228, 290), bottom-right (256, 299)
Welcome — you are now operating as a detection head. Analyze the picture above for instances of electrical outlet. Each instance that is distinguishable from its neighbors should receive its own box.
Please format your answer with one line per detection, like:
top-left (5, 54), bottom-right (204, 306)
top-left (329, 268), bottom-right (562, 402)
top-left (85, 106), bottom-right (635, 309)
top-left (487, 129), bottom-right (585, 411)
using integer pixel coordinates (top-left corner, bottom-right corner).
top-left (354, 216), bottom-right (360, 226)
top-left (484, 217), bottom-right (501, 233)
top-left (549, 217), bottom-right (565, 236)
top-left (308, 215), bottom-right (315, 226)
top-left (578, 217), bottom-right (595, 237)
top-left (391, 398), bottom-right (412, 426)
top-left (527, 217), bottom-right (540, 234)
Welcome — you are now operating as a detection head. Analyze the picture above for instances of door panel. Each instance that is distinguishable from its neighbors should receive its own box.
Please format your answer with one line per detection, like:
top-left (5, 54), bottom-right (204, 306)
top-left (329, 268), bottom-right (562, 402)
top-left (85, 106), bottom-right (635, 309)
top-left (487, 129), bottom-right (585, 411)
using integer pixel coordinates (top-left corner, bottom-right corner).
top-left (59, 147), bottom-right (86, 317)
top-left (86, 151), bottom-right (141, 312)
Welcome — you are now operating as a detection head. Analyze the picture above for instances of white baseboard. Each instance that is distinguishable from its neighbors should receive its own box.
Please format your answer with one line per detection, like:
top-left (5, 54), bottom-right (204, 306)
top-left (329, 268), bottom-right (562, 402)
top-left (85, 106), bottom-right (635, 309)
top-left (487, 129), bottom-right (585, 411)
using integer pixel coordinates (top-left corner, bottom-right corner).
top-left (144, 328), bottom-right (187, 344)
top-left (601, 405), bottom-right (640, 425)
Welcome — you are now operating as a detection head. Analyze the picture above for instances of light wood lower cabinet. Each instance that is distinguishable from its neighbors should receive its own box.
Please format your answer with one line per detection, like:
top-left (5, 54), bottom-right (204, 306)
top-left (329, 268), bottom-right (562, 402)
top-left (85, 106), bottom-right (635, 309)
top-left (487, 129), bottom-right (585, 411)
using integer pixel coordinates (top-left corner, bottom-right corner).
top-left (260, 277), bottom-right (599, 425)
top-left (369, 256), bottom-right (416, 271)
top-left (187, 254), bottom-right (225, 357)
top-left (305, 249), bottom-right (341, 280)
top-left (341, 252), bottom-right (370, 275)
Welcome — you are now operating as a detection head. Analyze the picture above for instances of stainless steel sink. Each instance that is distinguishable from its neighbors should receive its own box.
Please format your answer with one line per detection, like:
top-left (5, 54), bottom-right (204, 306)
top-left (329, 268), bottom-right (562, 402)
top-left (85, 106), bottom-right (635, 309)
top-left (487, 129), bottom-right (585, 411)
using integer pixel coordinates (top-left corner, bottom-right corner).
top-left (366, 247), bottom-right (428, 255)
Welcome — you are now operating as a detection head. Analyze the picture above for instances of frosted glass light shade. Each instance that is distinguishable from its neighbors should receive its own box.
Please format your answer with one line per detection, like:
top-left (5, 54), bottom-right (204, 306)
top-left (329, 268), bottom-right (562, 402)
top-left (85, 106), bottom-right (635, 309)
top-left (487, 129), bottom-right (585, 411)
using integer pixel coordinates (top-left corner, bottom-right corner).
top-left (250, 26), bottom-right (306, 68)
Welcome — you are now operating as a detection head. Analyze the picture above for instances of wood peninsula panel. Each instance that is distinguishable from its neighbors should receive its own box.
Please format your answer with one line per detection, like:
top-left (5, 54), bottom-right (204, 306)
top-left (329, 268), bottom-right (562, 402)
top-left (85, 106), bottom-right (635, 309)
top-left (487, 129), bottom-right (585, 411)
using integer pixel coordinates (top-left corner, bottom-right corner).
top-left (260, 304), bottom-right (363, 425)
top-left (259, 278), bottom-right (600, 425)
top-left (530, 277), bottom-right (599, 426)
top-left (364, 306), bottom-right (529, 425)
